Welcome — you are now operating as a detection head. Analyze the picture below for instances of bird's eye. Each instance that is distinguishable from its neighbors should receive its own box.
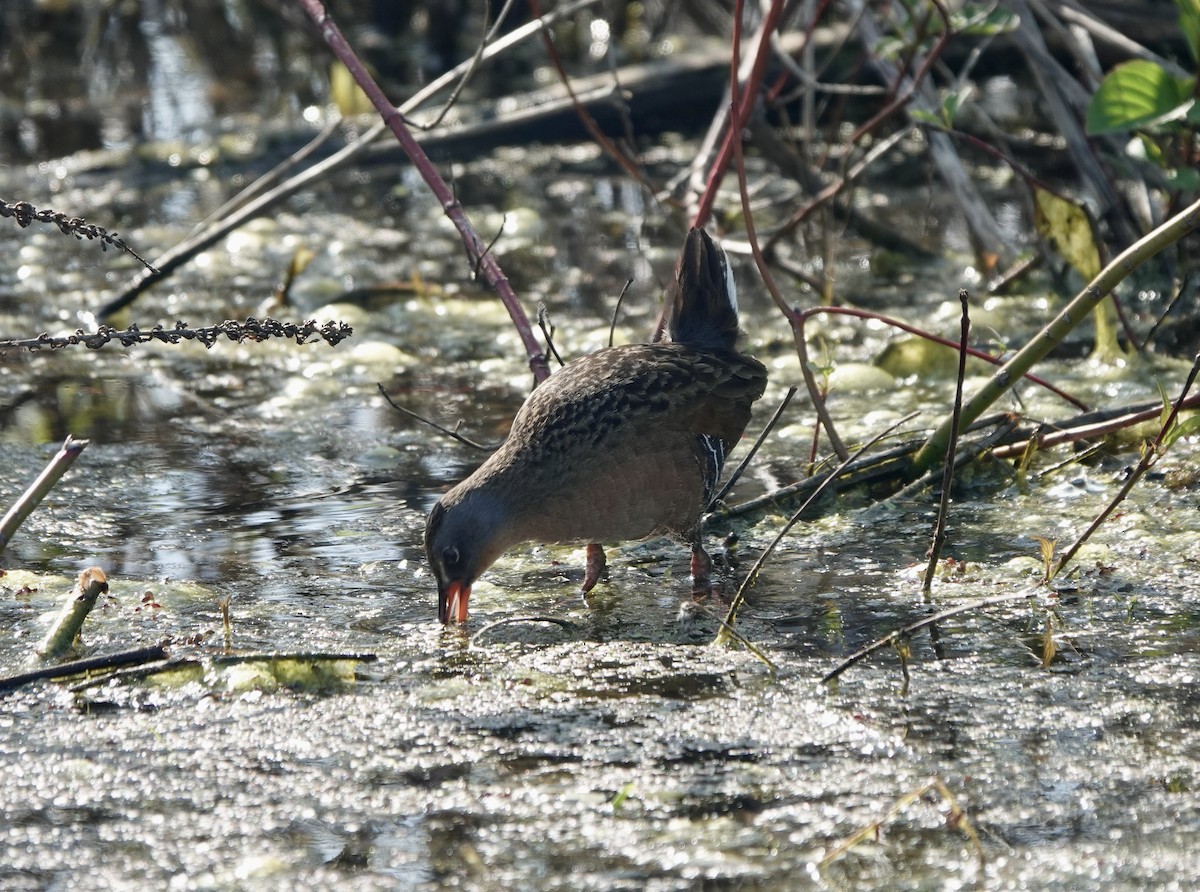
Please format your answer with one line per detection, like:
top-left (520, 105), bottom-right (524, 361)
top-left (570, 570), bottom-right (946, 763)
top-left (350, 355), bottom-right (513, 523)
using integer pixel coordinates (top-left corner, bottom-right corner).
top-left (442, 546), bottom-right (461, 569)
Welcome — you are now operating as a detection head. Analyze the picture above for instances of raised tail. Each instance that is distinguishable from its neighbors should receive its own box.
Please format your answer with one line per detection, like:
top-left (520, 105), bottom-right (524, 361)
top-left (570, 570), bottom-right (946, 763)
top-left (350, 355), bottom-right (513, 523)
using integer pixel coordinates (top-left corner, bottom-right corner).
top-left (667, 227), bottom-right (740, 352)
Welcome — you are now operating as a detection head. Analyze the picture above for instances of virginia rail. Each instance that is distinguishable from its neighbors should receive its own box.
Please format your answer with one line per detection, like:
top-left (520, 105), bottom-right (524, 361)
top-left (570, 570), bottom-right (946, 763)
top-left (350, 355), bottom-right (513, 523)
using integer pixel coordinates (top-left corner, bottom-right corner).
top-left (425, 228), bottom-right (768, 622)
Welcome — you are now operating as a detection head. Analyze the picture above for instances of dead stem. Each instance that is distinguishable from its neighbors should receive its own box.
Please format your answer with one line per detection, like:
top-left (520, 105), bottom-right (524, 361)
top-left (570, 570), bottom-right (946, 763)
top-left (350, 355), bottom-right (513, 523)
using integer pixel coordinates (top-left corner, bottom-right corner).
top-left (607, 279), bottom-right (634, 349)
top-left (822, 589), bottom-right (1049, 684)
top-left (922, 290), bottom-right (971, 594)
top-left (818, 775), bottom-right (985, 875)
top-left (0, 645), bottom-right (169, 695)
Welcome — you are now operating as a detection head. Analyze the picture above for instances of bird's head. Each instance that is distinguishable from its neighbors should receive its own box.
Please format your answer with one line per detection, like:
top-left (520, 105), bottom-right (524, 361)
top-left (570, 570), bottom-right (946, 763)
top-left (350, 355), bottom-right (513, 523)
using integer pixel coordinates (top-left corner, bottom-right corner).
top-left (424, 487), bottom-right (512, 623)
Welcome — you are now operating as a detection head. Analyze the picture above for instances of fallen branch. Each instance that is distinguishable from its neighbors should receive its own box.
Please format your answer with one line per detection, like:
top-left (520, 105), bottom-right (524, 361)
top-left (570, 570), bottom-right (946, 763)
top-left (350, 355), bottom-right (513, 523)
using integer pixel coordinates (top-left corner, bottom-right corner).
top-left (36, 568), bottom-right (110, 660)
top-left (0, 644), bottom-right (168, 694)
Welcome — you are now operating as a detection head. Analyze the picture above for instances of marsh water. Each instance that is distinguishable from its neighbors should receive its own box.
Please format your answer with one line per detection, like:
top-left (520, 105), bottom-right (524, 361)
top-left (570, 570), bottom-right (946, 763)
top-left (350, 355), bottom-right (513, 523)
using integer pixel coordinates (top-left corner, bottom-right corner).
top-left (2, 4), bottom-right (1200, 890)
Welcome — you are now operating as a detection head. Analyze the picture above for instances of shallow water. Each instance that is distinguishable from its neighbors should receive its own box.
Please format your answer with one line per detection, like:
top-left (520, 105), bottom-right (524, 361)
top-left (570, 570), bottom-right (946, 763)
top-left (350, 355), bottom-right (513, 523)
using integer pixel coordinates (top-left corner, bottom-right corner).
top-left (3, 4), bottom-right (1200, 890)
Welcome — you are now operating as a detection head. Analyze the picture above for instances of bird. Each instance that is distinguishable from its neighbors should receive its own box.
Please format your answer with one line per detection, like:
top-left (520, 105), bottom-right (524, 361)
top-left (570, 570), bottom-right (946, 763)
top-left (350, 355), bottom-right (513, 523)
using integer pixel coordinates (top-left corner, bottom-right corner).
top-left (425, 227), bottom-right (768, 623)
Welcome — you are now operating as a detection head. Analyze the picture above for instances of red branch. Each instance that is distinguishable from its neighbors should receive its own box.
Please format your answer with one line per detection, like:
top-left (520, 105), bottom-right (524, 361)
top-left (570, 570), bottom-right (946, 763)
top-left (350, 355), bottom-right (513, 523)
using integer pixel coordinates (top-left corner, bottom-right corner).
top-left (294, 0), bottom-right (550, 382)
top-left (693, 0), bottom-right (789, 230)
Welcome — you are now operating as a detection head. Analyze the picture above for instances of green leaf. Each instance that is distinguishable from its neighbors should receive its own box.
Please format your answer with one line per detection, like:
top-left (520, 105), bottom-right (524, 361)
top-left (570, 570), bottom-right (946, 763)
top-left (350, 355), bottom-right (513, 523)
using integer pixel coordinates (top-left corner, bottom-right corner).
top-left (1166, 166), bottom-right (1200, 191)
top-left (1179, 0), bottom-right (1200, 65)
top-left (1163, 412), bottom-right (1200, 449)
top-left (1086, 61), bottom-right (1196, 134)
top-left (953, 5), bottom-right (1020, 36)
top-left (874, 36), bottom-right (907, 63)
top-left (942, 90), bottom-right (964, 126)
top-left (908, 108), bottom-right (943, 128)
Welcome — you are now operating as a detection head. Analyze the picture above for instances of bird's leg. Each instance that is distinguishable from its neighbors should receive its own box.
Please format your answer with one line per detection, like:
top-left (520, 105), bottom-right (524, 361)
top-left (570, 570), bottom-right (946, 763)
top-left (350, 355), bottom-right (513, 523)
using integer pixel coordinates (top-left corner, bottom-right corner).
top-left (581, 542), bottom-right (607, 597)
top-left (690, 541), bottom-right (717, 599)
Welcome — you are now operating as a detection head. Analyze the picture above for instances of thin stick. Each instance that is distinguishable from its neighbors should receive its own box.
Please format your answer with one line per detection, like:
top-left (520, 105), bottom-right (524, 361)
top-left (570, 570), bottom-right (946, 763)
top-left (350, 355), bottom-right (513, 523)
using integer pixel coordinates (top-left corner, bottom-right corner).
top-left (1050, 351), bottom-right (1200, 579)
top-left (197, 116), bottom-right (341, 228)
top-left (819, 775), bottom-right (984, 873)
top-left (1140, 272), bottom-right (1191, 351)
top-left (376, 384), bottom-right (494, 451)
top-left (709, 613), bottom-right (779, 672)
top-left (822, 589), bottom-right (1046, 683)
top-left (714, 412), bottom-right (919, 644)
top-left (796, 305), bottom-right (1088, 411)
top-left (0, 435), bottom-right (88, 553)
top-left (472, 616), bottom-right (579, 643)
top-left (922, 290), bottom-right (970, 593)
top-left (537, 303), bottom-right (565, 367)
top-left (990, 393), bottom-right (1200, 460)
top-left (710, 386), bottom-right (798, 506)
top-left (417, 0), bottom-right (520, 131)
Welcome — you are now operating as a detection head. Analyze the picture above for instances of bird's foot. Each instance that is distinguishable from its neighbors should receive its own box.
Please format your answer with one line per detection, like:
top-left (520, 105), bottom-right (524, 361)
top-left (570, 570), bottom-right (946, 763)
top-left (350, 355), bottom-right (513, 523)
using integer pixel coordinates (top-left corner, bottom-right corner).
top-left (580, 543), bottom-right (607, 602)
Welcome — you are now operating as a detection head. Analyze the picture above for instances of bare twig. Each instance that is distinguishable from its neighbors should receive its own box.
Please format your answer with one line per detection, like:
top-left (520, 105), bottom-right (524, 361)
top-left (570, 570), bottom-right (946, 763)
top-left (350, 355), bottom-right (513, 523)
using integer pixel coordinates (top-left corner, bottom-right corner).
top-left (417, 0), bottom-right (521, 131)
top-left (197, 116), bottom-right (341, 228)
top-left (608, 279), bottom-right (634, 348)
top-left (537, 303), bottom-right (565, 367)
top-left (798, 306), bottom-right (1089, 411)
top-left (822, 589), bottom-right (1047, 683)
top-left (376, 384), bottom-right (494, 451)
top-left (296, 0), bottom-right (549, 382)
top-left (710, 386), bottom-right (798, 507)
top-left (471, 616), bottom-right (579, 643)
top-left (819, 775), bottom-right (985, 873)
top-left (990, 393), bottom-right (1200, 460)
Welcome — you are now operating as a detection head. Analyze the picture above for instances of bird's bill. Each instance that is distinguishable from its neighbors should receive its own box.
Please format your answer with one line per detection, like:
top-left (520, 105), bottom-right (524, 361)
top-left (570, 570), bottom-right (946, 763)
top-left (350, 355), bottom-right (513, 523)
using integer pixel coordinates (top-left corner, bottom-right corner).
top-left (438, 580), bottom-right (471, 624)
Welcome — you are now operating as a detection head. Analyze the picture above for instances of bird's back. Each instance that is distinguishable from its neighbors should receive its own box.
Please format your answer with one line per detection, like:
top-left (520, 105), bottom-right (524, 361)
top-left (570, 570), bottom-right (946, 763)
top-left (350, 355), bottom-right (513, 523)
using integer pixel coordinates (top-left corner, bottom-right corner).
top-left (474, 228), bottom-right (767, 545)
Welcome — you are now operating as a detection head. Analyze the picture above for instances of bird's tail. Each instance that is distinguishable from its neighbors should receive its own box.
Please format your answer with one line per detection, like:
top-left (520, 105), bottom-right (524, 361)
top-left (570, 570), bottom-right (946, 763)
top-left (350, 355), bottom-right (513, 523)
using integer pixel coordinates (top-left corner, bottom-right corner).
top-left (667, 227), bottom-right (740, 352)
